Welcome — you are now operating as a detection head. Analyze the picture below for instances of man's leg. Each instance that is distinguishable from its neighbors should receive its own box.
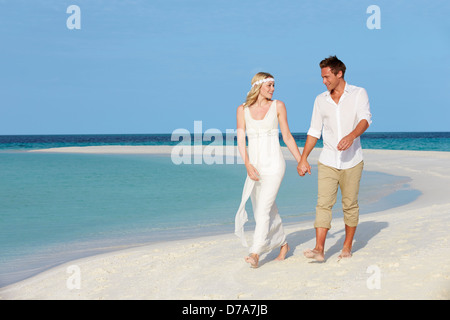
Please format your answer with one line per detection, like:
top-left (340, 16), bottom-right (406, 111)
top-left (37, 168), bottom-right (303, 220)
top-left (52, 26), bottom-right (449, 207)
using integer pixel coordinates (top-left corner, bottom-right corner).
top-left (340, 225), bottom-right (357, 258)
top-left (339, 161), bottom-right (364, 259)
top-left (304, 227), bottom-right (328, 261)
top-left (304, 162), bottom-right (339, 261)
top-left (315, 227), bottom-right (328, 252)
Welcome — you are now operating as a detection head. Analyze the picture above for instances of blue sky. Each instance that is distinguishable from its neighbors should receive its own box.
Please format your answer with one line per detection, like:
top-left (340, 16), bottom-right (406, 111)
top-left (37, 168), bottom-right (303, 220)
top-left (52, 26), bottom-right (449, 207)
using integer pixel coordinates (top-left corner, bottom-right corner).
top-left (0, 0), bottom-right (449, 134)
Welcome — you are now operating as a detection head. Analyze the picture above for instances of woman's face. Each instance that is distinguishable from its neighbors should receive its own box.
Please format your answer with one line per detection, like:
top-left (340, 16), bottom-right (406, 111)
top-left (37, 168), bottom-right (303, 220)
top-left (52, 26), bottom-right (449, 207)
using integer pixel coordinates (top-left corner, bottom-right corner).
top-left (259, 81), bottom-right (275, 100)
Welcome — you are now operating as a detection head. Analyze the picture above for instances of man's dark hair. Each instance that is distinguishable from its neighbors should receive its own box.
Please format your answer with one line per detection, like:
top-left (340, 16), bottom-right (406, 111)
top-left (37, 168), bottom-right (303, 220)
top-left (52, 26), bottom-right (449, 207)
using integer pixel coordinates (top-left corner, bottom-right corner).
top-left (319, 56), bottom-right (346, 78)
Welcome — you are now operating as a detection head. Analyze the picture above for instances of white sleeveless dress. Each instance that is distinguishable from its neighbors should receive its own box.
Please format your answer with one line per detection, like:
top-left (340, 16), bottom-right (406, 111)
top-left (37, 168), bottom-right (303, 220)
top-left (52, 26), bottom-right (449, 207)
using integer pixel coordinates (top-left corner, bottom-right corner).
top-left (235, 100), bottom-right (287, 255)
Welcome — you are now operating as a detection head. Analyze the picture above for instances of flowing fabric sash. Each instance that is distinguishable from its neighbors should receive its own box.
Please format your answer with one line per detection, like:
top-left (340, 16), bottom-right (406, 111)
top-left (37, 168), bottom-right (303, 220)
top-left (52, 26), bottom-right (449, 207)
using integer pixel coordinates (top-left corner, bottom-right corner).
top-left (234, 176), bottom-right (255, 247)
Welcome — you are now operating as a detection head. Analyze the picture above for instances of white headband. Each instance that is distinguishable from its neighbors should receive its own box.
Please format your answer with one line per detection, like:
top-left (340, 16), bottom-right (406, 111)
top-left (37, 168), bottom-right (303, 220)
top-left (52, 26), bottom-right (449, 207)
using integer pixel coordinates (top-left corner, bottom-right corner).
top-left (252, 77), bottom-right (275, 87)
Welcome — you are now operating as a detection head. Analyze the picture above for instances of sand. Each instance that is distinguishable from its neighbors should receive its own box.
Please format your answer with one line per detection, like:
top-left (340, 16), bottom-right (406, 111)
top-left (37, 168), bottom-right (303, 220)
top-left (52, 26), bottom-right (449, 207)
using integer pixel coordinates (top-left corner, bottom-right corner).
top-left (1, 146), bottom-right (449, 300)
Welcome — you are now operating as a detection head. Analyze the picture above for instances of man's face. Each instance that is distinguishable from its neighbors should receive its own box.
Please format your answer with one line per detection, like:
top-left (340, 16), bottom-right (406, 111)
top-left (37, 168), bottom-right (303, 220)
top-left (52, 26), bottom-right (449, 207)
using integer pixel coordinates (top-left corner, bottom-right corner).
top-left (321, 67), bottom-right (342, 92)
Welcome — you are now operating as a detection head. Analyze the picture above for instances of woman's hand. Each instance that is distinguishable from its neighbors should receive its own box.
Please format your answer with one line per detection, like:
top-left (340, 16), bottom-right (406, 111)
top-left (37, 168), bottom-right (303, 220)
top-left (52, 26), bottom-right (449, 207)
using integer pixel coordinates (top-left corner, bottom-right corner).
top-left (246, 163), bottom-right (260, 181)
top-left (297, 159), bottom-right (311, 176)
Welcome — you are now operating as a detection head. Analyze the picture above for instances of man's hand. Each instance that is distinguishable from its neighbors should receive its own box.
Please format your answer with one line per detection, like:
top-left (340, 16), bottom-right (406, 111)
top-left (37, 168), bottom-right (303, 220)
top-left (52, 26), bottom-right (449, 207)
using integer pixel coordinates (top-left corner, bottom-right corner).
top-left (337, 133), bottom-right (355, 151)
top-left (297, 159), bottom-right (311, 176)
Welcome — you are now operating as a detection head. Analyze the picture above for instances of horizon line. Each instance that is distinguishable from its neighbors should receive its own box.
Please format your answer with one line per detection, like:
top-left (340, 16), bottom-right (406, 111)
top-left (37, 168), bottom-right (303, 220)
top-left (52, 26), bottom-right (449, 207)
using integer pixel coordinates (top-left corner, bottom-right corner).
top-left (1, 131), bottom-right (450, 136)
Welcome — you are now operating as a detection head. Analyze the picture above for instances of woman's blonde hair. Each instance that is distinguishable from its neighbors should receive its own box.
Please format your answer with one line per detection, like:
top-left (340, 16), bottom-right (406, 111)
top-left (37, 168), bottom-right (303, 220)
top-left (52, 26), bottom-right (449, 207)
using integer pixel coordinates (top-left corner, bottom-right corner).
top-left (243, 72), bottom-right (274, 107)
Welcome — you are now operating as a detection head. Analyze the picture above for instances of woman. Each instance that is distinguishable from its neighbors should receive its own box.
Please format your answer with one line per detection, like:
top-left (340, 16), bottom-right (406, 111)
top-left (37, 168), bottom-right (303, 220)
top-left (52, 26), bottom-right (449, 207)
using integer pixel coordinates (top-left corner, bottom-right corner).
top-left (235, 72), bottom-right (302, 268)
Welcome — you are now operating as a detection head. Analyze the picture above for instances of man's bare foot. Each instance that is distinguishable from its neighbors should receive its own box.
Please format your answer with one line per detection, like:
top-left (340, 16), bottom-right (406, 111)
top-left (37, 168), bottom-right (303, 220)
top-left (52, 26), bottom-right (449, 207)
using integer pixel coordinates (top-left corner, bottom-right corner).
top-left (274, 243), bottom-right (290, 261)
top-left (303, 248), bottom-right (325, 262)
top-left (338, 247), bottom-right (352, 260)
top-left (245, 253), bottom-right (259, 268)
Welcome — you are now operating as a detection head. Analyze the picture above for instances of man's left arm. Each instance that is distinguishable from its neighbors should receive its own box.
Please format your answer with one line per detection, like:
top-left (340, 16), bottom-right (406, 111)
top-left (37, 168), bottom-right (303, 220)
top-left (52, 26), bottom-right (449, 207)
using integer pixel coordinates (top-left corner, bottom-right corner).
top-left (337, 119), bottom-right (370, 151)
top-left (337, 88), bottom-right (372, 151)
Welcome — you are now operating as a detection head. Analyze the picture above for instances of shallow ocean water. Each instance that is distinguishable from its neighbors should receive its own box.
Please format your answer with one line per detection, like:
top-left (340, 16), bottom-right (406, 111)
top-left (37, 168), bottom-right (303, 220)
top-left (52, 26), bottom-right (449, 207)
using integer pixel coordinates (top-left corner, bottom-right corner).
top-left (0, 151), bottom-right (420, 287)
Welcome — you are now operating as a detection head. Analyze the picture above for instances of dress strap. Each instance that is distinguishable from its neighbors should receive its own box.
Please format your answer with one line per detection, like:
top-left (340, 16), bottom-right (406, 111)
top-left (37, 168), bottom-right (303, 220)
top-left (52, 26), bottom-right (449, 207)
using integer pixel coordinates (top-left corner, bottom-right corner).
top-left (270, 100), bottom-right (277, 117)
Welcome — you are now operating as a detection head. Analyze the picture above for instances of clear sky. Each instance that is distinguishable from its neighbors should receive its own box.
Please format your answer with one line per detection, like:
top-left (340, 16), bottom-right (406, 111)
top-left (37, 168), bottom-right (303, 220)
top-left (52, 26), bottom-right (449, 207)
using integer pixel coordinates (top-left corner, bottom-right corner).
top-left (0, 0), bottom-right (449, 134)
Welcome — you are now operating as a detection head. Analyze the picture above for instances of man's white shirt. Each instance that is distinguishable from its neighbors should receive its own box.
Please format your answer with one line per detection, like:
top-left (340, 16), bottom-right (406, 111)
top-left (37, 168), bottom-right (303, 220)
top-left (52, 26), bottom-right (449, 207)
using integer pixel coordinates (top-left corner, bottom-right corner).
top-left (307, 83), bottom-right (372, 169)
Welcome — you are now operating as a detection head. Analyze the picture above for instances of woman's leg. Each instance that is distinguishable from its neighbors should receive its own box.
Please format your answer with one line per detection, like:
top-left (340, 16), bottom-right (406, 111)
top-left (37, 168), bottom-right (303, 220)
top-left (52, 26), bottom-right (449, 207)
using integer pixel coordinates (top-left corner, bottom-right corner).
top-left (248, 174), bottom-right (285, 259)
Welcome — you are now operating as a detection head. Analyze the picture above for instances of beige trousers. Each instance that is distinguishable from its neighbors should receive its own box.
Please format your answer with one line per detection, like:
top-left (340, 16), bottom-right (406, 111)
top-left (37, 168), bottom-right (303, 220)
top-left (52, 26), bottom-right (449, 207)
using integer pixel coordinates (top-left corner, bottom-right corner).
top-left (314, 161), bottom-right (364, 229)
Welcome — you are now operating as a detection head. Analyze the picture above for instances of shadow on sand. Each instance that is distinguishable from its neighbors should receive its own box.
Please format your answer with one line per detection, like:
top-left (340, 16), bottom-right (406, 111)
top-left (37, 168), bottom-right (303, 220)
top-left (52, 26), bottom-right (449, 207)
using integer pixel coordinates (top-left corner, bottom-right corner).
top-left (259, 220), bottom-right (388, 265)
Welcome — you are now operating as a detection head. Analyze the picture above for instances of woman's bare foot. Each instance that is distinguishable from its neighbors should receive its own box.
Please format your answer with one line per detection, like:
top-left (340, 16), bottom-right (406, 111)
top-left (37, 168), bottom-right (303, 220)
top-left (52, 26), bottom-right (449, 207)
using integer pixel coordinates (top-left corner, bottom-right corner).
top-left (245, 253), bottom-right (259, 268)
top-left (274, 243), bottom-right (290, 261)
top-left (303, 248), bottom-right (325, 262)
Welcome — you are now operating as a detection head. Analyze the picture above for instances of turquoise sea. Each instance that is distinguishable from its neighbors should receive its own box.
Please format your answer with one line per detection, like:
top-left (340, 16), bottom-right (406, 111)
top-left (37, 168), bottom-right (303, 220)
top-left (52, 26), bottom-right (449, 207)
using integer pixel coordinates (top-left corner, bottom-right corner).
top-left (1, 132), bottom-right (448, 287)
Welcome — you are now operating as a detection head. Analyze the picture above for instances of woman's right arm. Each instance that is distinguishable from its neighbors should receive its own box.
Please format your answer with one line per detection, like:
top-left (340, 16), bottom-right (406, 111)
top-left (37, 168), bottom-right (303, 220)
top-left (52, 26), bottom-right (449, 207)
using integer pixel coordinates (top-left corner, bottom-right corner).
top-left (237, 105), bottom-right (260, 181)
top-left (297, 135), bottom-right (317, 176)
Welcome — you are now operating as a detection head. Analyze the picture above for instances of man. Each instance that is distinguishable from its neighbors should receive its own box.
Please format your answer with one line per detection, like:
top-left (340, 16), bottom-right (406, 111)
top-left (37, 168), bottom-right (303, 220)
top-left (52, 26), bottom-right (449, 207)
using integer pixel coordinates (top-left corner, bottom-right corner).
top-left (298, 56), bottom-right (372, 261)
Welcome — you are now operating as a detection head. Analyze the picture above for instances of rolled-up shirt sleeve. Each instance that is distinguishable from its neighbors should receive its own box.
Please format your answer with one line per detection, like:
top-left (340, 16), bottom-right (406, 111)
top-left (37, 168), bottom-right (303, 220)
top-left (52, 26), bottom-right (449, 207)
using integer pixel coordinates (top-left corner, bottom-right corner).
top-left (356, 88), bottom-right (372, 126)
top-left (307, 97), bottom-right (323, 139)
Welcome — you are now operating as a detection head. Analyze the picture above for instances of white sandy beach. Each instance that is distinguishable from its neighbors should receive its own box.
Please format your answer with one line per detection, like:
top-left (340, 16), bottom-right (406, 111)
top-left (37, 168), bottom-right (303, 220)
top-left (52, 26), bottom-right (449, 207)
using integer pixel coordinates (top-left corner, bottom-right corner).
top-left (1, 146), bottom-right (449, 300)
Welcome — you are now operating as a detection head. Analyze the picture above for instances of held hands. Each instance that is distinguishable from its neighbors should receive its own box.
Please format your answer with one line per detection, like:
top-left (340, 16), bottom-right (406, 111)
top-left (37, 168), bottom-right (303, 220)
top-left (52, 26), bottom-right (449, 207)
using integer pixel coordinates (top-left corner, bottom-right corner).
top-left (297, 159), bottom-right (311, 177)
top-left (246, 163), bottom-right (260, 181)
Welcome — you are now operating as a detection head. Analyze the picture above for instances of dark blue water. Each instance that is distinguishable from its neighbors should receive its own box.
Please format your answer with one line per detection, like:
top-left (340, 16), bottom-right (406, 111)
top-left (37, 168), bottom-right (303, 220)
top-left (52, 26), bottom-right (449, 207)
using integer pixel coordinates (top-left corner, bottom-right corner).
top-left (1, 132), bottom-right (450, 151)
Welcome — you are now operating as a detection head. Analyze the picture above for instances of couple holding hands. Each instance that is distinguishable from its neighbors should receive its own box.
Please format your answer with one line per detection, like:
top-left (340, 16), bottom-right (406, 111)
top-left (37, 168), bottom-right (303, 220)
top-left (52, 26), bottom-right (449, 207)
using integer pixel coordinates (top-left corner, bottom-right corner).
top-left (235, 56), bottom-right (372, 268)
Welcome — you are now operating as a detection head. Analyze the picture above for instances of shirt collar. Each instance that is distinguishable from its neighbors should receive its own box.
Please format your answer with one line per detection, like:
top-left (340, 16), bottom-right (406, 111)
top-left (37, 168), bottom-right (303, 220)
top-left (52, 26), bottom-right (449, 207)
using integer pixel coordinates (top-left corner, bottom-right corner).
top-left (324, 81), bottom-right (351, 96)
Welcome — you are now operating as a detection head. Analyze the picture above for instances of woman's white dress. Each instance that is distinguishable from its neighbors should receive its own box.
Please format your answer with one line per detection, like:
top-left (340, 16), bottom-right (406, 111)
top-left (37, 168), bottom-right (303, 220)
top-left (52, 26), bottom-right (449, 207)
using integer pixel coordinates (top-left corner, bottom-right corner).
top-left (235, 100), bottom-right (287, 255)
